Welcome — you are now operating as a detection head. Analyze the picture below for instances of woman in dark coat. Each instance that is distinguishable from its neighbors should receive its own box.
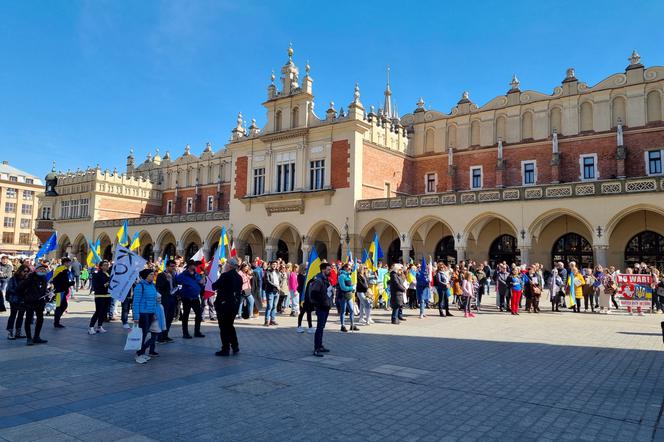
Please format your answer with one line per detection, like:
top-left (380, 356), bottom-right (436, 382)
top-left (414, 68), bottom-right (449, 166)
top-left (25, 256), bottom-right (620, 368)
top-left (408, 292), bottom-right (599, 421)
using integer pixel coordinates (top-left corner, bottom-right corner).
top-left (389, 264), bottom-right (406, 325)
top-left (6, 265), bottom-right (30, 339)
top-left (18, 264), bottom-right (50, 345)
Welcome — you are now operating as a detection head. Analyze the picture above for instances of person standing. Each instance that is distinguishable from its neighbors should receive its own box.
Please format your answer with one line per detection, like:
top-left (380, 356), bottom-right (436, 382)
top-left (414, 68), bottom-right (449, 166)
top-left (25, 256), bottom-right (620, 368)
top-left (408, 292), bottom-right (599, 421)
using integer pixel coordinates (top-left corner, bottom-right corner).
top-left (569, 262), bottom-right (586, 313)
top-left (18, 264), bottom-right (49, 345)
top-left (52, 257), bottom-right (75, 328)
top-left (212, 259), bottom-right (243, 356)
top-left (461, 271), bottom-right (476, 318)
top-left (416, 262), bottom-right (430, 319)
top-left (297, 264), bottom-right (314, 333)
top-left (309, 262), bottom-right (332, 357)
top-left (509, 267), bottom-right (523, 315)
top-left (549, 268), bottom-right (564, 312)
top-left (132, 269), bottom-right (160, 364)
top-left (156, 260), bottom-right (178, 343)
top-left (6, 265), bottom-right (29, 339)
top-left (264, 261), bottom-right (280, 326)
top-left (175, 260), bottom-right (205, 338)
top-left (389, 264), bottom-right (407, 324)
top-left (356, 265), bottom-right (373, 325)
top-left (435, 262), bottom-right (452, 317)
top-left (237, 263), bottom-right (254, 319)
top-left (70, 257), bottom-right (82, 291)
top-left (88, 261), bottom-right (112, 334)
top-left (337, 263), bottom-right (358, 332)
top-left (0, 255), bottom-right (14, 312)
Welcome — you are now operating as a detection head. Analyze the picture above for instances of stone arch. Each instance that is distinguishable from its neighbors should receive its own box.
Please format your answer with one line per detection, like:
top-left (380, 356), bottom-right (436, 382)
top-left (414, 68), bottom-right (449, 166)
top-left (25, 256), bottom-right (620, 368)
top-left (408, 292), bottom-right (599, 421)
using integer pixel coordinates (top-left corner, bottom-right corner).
top-left (647, 90), bottom-right (662, 123)
top-left (424, 127), bottom-right (435, 152)
top-left (57, 234), bottom-right (71, 259)
top-left (180, 228), bottom-right (202, 260)
top-left (138, 230), bottom-right (154, 261)
top-left (360, 218), bottom-right (400, 266)
top-left (237, 224), bottom-right (265, 261)
top-left (306, 221), bottom-right (341, 262)
top-left (269, 223), bottom-right (302, 263)
top-left (549, 106), bottom-right (562, 134)
top-left (464, 212), bottom-right (519, 264)
top-left (470, 119), bottom-right (480, 146)
top-left (408, 216), bottom-right (455, 258)
top-left (155, 229), bottom-right (176, 260)
top-left (607, 206), bottom-right (664, 268)
top-left (528, 209), bottom-right (594, 242)
top-left (580, 101), bottom-right (593, 132)
top-left (71, 234), bottom-right (88, 263)
top-left (611, 95), bottom-right (626, 127)
top-left (521, 111), bottom-right (533, 140)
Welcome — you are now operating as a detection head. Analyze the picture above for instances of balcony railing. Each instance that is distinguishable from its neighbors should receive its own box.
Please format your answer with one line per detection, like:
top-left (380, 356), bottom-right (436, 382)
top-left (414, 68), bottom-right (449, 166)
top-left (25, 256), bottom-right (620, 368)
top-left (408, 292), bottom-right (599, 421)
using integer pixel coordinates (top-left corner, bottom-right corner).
top-left (356, 177), bottom-right (664, 211)
top-left (94, 211), bottom-right (229, 228)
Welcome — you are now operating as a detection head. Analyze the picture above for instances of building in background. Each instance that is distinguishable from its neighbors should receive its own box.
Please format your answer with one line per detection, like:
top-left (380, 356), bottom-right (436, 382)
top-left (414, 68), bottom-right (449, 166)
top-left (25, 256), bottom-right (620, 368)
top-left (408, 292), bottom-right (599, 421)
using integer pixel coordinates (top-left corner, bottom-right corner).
top-left (0, 161), bottom-right (41, 256)
top-left (36, 49), bottom-right (664, 269)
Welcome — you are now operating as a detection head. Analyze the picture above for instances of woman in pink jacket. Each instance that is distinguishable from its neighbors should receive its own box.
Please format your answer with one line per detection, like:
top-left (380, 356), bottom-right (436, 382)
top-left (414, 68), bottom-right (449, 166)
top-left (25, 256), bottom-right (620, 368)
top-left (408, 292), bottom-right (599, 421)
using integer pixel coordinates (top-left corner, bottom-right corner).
top-left (288, 264), bottom-right (300, 316)
top-left (462, 271), bottom-right (476, 318)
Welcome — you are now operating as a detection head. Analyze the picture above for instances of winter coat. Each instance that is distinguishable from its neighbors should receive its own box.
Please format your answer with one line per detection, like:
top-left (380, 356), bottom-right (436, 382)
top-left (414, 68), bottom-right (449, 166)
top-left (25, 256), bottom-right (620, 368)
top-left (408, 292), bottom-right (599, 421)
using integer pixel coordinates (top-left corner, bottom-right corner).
top-left (389, 271), bottom-right (406, 308)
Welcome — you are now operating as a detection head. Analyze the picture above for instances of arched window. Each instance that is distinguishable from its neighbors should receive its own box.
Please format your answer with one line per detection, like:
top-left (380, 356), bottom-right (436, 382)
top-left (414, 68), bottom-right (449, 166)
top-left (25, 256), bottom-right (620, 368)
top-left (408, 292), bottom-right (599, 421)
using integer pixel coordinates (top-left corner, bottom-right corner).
top-left (495, 115), bottom-right (506, 143)
top-left (470, 120), bottom-right (480, 146)
top-left (625, 230), bottom-right (664, 269)
top-left (275, 110), bottom-right (282, 131)
top-left (550, 107), bottom-right (562, 134)
top-left (647, 91), bottom-right (662, 123)
top-left (551, 233), bottom-right (593, 268)
top-left (489, 234), bottom-right (519, 267)
top-left (521, 112), bottom-right (533, 140)
top-left (276, 239), bottom-right (289, 261)
top-left (141, 243), bottom-right (154, 262)
top-left (434, 235), bottom-right (457, 264)
top-left (185, 242), bottom-right (199, 261)
top-left (163, 243), bottom-right (176, 260)
top-left (292, 107), bottom-right (299, 128)
top-left (424, 128), bottom-right (435, 152)
top-left (314, 241), bottom-right (328, 261)
top-left (580, 102), bottom-right (593, 132)
top-left (447, 125), bottom-right (457, 148)
top-left (612, 96), bottom-right (626, 127)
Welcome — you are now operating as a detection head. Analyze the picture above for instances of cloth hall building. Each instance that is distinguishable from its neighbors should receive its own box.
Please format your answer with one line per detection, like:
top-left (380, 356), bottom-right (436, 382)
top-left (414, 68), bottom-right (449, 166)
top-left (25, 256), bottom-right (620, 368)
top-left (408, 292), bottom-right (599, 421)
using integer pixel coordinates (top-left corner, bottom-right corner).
top-left (36, 48), bottom-right (664, 270)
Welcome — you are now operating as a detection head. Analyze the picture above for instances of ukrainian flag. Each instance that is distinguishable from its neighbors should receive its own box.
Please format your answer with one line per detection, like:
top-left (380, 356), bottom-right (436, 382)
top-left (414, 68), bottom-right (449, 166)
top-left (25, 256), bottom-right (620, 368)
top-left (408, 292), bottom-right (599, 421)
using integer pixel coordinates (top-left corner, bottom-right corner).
top-left (116, 220), bottom-right (129, 247)
top-left (87, 240), bottom-right (102, 267)
top-left (362, 249), bottom-right (372, 271)
top-left (368, 232), bottom-right (384, 269)
top-left (305, 247), bottom-right (321, 286)
top-left (219, 226), bottom-right (229, 263)
top-left (129, 232), bottom-right (141, 251)
top-left (51, 265), bottom-right (69, 307)
top-left (567, 273), bottom-right (576, 307)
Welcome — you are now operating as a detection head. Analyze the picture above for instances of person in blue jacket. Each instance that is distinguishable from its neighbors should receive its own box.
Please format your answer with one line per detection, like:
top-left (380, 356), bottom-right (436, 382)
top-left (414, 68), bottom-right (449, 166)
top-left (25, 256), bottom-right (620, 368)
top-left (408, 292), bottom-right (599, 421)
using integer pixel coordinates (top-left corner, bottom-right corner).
top-left (175, 260), bottom-right (205, 339)
top-left (337, 263), bottom-right (358, 332)
top-left (133, 268), bottom-right (159, 364)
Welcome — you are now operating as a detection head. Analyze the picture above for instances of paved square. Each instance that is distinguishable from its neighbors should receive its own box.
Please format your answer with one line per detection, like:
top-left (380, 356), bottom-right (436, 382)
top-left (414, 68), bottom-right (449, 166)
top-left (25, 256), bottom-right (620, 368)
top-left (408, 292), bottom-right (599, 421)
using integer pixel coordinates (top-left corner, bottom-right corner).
top-left (1, 290), bottom-right (664, 441)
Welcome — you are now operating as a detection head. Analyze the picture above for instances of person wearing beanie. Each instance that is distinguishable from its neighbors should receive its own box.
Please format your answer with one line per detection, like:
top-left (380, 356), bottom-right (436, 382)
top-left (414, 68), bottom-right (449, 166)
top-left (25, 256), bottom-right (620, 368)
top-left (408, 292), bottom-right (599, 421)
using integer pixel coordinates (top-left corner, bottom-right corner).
top-left (132, 268), bottom-right (159, 364)
top-left (212, 258), bottom-right (243, 356)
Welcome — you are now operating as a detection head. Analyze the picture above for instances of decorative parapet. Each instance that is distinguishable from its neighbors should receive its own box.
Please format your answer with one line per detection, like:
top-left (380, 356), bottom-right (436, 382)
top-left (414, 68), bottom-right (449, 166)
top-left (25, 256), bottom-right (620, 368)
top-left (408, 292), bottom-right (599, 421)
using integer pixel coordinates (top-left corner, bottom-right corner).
top-left (356, 177), bottom-right (664, 211)
top-left (94, 211), bottom-right (229, 228)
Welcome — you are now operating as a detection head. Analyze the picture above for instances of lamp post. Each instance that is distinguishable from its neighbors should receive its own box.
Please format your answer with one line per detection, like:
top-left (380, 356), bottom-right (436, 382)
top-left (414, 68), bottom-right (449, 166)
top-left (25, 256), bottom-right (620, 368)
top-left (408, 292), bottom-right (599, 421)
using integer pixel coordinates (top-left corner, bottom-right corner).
top-left (343, 217), bottom-right (350, 258)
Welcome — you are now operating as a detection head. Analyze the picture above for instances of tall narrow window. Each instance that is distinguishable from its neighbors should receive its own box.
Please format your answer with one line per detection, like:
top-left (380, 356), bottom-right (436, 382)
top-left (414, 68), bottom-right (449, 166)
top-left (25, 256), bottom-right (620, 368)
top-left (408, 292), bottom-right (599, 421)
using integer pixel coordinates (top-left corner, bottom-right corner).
top-left (647, 150), bottom-right (663, 175)
top-left (80, 198), bottom-right (89, 217)
top-left (60, 201), bottom-right (70, 219)
top-left (186, 198), bottom-right (193, 213)
top-left (253, 168), bottom-right (265, 195)
top-left (292, 107), bottom-right (299, 128)
top-left (207, 195), bottom-right (214, 211)
top-left (275, 110), bottom-right (282, 131)
top-left (579, 154), bottom-right (598, 181)
top-left (309, 160), bottom-right (325, 190)
top-left (166, 200), bottom-right (173, 215)
top-left (470, 167), bottom-right (483, 189)
top-left (275, 152), bottom-right (296, 192)
top-left (522, 161), bottom-right (536, 185)
top-left (425, 173), bottom-right (437, 193)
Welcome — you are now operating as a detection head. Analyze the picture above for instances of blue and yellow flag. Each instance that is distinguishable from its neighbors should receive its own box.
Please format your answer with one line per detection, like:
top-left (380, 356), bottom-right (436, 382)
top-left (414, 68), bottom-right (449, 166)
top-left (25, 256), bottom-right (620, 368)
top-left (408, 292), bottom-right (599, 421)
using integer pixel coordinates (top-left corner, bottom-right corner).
top-left (218, 226), bottom-right (229, 263)
top-left (368, 232), bottom-right (384, 269)
top-left (116, 220), bottom-right (129, 246)
top-left (362, 248), bottom-right (372, 271)
top-left (87, 240), bottom-right (102, 267)
top-left (305, 247), bottom-right (321, 286)
top-left (567, 273), bottom-right (577, 307)
top-left (129, 232), bottom-right (141, 251)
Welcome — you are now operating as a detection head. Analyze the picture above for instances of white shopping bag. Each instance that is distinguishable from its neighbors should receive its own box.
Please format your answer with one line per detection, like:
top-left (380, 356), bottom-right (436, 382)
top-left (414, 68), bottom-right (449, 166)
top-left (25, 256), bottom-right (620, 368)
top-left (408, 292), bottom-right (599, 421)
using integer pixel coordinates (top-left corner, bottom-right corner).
top-left (124, 324), bottom-right (142, 351)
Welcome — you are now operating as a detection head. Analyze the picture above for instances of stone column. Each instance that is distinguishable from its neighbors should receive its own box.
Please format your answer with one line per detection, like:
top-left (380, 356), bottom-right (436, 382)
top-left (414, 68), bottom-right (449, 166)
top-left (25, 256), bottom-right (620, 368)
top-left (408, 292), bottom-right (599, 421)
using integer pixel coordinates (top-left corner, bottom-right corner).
top-left (447, 165), bottom-right (456, 192)
top-left (152, 245), bottom-right (161, 260)
top-left (616, 146), bottom-right (626, 179)
top-left (264, 245), bottom-right (275, 261)
top-left (495, 160), bottom-right (505, 188)
top-left (456, 247), bottom-right (466, 264)
top-left (551, 153), bottom-right (560, 184)
top-left (176, 240), bottom-right (185, 258)
top-left (400, 245), bottom-right (412, 265)
top-left (593, 244), bottom-right (609, 266)
top-left (519, 246), bottom-right (531, 265)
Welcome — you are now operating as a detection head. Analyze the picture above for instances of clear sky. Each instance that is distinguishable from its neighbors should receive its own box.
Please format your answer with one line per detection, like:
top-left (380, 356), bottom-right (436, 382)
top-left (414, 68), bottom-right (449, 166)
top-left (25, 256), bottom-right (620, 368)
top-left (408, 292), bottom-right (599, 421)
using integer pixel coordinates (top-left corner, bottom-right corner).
top-left (1, 0), bottom-right (663, 178)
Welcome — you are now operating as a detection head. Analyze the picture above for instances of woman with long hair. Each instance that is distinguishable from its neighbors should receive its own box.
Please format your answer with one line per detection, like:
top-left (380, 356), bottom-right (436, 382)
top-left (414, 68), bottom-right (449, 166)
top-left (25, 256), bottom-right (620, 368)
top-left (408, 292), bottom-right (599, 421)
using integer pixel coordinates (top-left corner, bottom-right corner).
top-left (461, 271), bottom-right (475, 318)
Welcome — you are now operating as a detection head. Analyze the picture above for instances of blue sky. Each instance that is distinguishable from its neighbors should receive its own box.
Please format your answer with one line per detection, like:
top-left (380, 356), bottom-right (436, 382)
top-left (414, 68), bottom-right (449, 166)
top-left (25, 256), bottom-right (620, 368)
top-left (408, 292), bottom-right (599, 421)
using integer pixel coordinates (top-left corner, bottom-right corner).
top-left (1, 0), bottom-right (663, 178)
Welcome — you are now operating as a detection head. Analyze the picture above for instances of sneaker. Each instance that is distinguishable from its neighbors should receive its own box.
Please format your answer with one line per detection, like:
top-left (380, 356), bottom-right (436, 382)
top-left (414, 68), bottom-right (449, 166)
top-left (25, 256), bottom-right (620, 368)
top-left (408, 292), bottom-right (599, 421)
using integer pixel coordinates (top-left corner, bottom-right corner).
top-left (296, 327), bottom-right (305, 333)
top-left (269, 321), bottom-right (279, 326)
top-left (122, 323), bottom-right (131, 330)
top-left (7, 330), bottom-right (15, 340)
top-left (54, 324), bottom-right (65, 329)
top-left (313, 349), bottom-right (324, 357)
top-left (88, 327), bottom-right (96, 335)
top-left (469, 312), bottom-right (476, 318)
top-left (350, 325), bottom-right (360, 331)
top-left (194, 332), bottom-right (205, 338)
top-left (340, 325), bottom-right (348, 332)
top-left (135, 355), bottom-right (148, 364)
top-left (419, 314), bottom-right (424, 319)
top-left (319, 346), bottom-right (330, 353)
top-left (96, 326), bottom-right (108, 333)
top-left (307, 327), bottom-right (315, 334)
top-left (368, 319), bottom-right (375, 325)
top-left (14, 331), bottom-right (25, 339)
top-left (638, 311), bottom-right (645, 316)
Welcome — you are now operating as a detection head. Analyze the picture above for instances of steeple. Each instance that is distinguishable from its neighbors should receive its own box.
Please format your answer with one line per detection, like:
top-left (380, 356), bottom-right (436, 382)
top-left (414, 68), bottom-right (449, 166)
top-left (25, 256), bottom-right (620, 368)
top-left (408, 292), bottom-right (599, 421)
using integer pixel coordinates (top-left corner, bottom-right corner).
top-left (280, 43), bottom-right (299, 95)
top-left (126, 147), bottom-right (135, 174)
top-left (383, 66), bottom-right (393, 119)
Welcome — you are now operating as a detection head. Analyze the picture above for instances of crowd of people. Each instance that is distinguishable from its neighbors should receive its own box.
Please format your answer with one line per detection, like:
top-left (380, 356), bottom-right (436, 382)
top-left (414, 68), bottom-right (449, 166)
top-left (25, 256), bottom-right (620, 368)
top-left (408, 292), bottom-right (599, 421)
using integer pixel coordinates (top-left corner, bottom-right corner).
top-left (1, 252), bottom-right (663, 360)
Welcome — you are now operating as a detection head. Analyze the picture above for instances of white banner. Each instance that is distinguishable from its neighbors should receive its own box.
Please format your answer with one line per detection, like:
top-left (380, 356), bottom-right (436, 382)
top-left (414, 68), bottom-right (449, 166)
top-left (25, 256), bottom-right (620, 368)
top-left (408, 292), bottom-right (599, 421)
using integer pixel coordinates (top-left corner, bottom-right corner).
top-left (110, 244), bottom-right (147, 302)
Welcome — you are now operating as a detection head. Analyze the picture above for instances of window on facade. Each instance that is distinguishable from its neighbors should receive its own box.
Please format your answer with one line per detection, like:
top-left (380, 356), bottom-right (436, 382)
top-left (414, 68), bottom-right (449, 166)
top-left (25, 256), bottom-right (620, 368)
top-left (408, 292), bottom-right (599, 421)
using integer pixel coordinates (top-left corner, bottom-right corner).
top-left (276, 153), bottom-right (296, 192)
top-left (522, 162), bottom-right (536, 185)
top-left (309, 160), bottom-right (325, 190)
top-left (9, 176), bottom-right (17, 182)
top-left (647, 150), bottom-right (663, 175)
top-left (21, 204), bottom-right (31, 215)
top-left (207, 195), bottom-right (214, 211)
top-left (25, 178), bottom-right (33, 184)
top-left (470, 167), bottom-right (483, 189)
top-left (186, 198), bottom-right (193, 213)
top-left (166, 200), bottom-right (173, 215)
top-left (22, 190), bottom-right (33, 200)
top-left (425, 173), bottom-right (437, 193)
top-left (5, 188), bottom-right (16, 198)
top-left (5, 202), bottom-right (16, 213)
top-left (80, 198), bottom-right (89, 217)
top-left (2, 232), bottom-right (13, 244)
top-left (70, 199), bottom-right (79, 219)
top-left (60, 200), bottom-right (69, 219)
top-left (41, 207), bottom-right (51, 220)
top-left (580, 154), bottom-right (597, 181)
top-left (19, 233), bottom-right (30, 245)
top-left (253, 168), bottom-right (265, 195)
top-left (20, 218), bottom-right (30, 229)
top-left (4, 217), bottom-right (15, 228)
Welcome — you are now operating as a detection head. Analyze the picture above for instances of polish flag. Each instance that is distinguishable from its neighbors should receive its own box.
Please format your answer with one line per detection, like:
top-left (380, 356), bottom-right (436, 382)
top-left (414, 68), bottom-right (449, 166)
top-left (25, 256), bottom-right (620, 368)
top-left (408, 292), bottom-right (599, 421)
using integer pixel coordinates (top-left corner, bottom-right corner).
top-left (230, 241), bottom-right (237, 258)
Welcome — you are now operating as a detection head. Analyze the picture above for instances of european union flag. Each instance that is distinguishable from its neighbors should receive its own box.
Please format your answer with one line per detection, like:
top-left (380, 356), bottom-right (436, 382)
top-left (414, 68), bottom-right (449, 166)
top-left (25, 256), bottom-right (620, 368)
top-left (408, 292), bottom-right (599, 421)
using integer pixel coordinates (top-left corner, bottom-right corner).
top-left (35, 232), bottom-right (58, 260)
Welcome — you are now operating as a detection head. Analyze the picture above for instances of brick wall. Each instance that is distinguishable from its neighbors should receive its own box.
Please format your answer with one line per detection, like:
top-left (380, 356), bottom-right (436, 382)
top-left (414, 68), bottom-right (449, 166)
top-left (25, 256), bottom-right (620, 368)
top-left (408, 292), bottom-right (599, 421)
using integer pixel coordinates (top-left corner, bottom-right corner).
top-left (362, 142), bottom-right (413, 198)
top-left (624, 130), bottom-right (663, 177)
top-left (331, 140), bottom-right (350, 189)
top-left (161, 184), bottom-right (230, 215)
top-left (235, 156), bottom-right (248, 199)
top-left (97, 197), bottom-right (161, 221)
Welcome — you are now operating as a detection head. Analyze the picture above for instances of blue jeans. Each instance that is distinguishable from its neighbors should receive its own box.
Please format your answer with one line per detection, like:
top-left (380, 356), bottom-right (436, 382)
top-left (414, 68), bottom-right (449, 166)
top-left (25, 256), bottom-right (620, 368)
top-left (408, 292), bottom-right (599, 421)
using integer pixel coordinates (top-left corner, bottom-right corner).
top-left (314, 308), bottom-right (329, 350)
top-left (417, 288), bottom-right (429, 315)
top-left (238, 294), bottom-right (255, 317)
top-left (265, 292), bottom-right (278, 322)
top-left (340, 297), bottom-right (354, 326)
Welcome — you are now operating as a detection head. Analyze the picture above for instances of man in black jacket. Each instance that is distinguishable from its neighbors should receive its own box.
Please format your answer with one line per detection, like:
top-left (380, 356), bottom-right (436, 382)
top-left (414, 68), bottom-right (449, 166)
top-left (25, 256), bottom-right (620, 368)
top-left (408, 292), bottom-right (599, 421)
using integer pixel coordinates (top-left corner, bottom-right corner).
top-left (308, 262), bottom-right (332, 357)
top-left (212, 258), bottom-right (243, 356)
top-left (156, 260), bottom-right (178, 343)
top-left (52, 257), bottom-right (75, 328)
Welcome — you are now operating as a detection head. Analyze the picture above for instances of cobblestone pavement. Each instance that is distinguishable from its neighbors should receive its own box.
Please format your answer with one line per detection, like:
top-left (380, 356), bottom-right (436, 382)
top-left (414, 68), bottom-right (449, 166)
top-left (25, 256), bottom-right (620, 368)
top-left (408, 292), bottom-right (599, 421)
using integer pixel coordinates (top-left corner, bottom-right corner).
top-left (1, 290), bottom-right (664, 441)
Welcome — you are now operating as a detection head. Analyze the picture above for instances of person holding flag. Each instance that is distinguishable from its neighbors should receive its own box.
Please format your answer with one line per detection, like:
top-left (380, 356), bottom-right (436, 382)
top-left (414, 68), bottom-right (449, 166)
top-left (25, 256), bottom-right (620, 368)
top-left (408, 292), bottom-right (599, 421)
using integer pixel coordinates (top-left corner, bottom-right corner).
top-left (156, 259), bottom-right (178, 343)
top-left (297, 248), bottom-right (320, 333)
top-left (175, 260), bottom-right (206, 338)
top-left (52, 257), bottom-right (75, 328)
top-left (416, 257), bottom-right (431, 319)
top-left (568, 262), bottom-right (585, 313)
